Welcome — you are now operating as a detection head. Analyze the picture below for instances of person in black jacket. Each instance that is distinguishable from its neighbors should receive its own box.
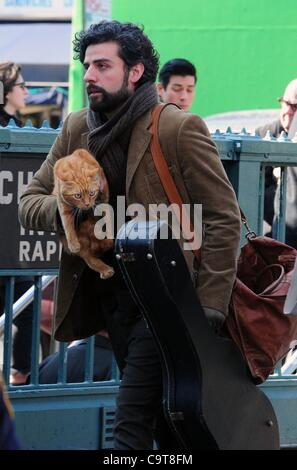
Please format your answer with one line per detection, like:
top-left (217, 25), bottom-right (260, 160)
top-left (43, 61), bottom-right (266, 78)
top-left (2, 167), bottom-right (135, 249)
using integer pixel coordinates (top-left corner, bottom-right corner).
top-left (36, 331), bottom-right (113, 384)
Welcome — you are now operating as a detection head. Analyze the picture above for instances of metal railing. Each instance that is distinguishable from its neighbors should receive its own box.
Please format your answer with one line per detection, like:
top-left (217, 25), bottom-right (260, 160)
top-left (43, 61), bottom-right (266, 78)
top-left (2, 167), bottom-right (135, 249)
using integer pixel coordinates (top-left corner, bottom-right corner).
top-left (0, 271), bottom-right (119, 389)
top-left (2, 125), bottom-right (297, 381)
top-left (0, 275), bottom-right (55, 335)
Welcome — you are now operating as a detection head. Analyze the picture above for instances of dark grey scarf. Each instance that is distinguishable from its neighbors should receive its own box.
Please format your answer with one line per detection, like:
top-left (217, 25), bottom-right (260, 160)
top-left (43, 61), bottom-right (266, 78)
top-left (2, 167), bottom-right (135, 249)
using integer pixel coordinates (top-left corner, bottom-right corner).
top-left (87, 82), bottom-right (158, 206)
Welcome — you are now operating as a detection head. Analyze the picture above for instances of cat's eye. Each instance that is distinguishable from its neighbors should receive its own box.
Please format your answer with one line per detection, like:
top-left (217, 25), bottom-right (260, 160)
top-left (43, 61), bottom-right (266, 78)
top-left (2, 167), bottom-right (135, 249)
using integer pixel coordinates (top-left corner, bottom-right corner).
top-left (89, 190), bottom-right (96, 197)
top-left (74, 193), bottom-right (82, 199)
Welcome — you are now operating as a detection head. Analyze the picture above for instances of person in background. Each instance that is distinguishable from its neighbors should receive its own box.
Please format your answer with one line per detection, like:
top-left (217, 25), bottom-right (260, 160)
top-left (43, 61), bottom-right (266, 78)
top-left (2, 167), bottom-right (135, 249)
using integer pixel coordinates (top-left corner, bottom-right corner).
top-left (0, 62), bottom-right (32, 385)
top-left (157, 58), bottom-right (197, 112)
top-left (0, 61), bottom-right (29, 127)
top-left (35, 331), bottom-right (113, 384)
top-left (256, 79), bottom-right (297, 244)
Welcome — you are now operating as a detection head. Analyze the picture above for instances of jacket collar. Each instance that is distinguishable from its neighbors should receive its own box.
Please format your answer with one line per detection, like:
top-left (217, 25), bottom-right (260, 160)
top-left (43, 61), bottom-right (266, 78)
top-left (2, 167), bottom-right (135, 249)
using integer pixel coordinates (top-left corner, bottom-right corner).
top-left (81, 130), bottom-right (89, 149)
top-left (126, 108), bottom-right (153, 193)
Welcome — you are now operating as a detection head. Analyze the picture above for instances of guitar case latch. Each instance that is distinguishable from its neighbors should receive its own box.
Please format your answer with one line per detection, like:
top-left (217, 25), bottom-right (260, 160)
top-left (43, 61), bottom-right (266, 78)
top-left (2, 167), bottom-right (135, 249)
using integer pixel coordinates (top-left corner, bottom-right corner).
top-left (169, 412), bottom-right (184, 421)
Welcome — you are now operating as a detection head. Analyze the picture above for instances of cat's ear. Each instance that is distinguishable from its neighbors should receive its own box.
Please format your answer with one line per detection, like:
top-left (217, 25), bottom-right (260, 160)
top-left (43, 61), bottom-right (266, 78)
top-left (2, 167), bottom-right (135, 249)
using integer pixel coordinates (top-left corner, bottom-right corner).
top-left (87, 168), bottom-right (100, 178)
top-left (74, 148), bottom-right (95, 162)
top-left (54, 159), bottom-right (69, 181)
top-left (98, 168), bottom-right (109, 197)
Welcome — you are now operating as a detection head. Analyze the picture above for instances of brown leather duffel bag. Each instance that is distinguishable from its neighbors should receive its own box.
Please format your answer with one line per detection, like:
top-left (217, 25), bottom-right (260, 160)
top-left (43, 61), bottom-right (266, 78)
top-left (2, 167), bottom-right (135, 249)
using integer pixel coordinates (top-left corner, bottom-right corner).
top-left (151, 103), bottom-right (297, 385)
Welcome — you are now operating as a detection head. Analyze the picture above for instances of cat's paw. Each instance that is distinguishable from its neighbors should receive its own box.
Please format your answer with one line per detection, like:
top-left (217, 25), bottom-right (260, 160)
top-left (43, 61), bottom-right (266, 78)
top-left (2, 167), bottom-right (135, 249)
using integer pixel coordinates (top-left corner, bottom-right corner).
top-left (68, 240), bottom-right (81, 254)
top-left (100, 267), bottom-right (115, 279)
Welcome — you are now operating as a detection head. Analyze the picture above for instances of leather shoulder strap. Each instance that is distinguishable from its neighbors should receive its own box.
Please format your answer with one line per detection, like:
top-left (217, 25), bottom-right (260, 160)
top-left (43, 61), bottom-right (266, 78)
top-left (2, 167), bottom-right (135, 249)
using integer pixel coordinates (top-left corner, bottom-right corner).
top-left (150, 104), bottom-right (201, 261)
top-left (150, 105), bottom-right (252, 259)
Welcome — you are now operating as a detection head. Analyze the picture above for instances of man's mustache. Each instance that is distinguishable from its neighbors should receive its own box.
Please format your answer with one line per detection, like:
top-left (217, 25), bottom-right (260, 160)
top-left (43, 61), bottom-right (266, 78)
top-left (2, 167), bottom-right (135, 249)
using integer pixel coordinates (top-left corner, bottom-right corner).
top-left (87, 85), bottom-right (106, 95)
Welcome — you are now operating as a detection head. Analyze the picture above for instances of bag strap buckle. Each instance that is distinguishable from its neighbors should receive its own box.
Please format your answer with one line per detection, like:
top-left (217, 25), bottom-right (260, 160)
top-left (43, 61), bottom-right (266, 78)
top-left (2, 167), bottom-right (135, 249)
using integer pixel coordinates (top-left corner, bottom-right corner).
top-left (241, 215), bottom-right (257, 240)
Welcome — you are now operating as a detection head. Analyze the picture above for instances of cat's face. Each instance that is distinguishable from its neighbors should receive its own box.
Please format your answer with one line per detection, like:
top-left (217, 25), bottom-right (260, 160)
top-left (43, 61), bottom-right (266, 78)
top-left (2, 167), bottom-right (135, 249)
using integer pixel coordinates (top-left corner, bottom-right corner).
top-left (60, 178), bottom-right (101, 210)
top-left (54, 149), bottom-right (109, 210)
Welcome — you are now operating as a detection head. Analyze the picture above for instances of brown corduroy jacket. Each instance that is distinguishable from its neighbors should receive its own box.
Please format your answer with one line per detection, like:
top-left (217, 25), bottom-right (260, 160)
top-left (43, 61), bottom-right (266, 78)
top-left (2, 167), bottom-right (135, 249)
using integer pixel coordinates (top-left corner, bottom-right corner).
top-left (19, 104), bottom-right (241, 341)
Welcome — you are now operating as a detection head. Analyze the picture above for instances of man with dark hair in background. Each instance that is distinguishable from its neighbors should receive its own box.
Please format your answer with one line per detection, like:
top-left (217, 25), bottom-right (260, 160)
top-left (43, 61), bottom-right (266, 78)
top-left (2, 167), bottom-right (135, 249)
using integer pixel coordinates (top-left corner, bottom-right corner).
top-left (157, 58), bottom-right (197, 111)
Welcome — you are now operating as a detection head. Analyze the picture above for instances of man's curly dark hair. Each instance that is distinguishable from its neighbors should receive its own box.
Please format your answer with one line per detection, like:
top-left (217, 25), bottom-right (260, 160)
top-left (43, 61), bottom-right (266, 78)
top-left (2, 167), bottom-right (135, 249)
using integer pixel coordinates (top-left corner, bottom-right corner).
top-left (73, 20), bottom-right (159, 87)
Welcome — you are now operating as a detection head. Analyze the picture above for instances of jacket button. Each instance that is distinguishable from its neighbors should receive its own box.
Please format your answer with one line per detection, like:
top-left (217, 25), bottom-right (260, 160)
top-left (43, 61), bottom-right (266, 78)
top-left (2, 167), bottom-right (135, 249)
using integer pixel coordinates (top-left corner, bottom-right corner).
top-left (73, 273), bottom-right (78, 281)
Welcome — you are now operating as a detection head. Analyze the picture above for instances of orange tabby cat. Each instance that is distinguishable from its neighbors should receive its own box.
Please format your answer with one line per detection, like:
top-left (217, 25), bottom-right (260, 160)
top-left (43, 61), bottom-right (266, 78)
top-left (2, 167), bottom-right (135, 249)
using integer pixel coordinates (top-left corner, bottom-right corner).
top-left (53, 149), bottom-right (114, 279)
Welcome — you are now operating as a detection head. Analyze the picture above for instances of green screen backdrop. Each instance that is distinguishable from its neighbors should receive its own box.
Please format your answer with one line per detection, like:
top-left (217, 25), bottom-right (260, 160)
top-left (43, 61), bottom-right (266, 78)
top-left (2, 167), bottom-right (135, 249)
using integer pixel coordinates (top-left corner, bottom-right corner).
top-left (112, 0), bottom-right (297, 117)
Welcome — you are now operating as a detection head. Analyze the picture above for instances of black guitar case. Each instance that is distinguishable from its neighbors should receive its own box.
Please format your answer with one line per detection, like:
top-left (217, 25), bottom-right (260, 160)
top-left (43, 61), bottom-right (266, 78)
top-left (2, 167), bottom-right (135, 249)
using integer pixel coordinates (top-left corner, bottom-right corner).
top-left (115, 219), bottom-right (280, 450)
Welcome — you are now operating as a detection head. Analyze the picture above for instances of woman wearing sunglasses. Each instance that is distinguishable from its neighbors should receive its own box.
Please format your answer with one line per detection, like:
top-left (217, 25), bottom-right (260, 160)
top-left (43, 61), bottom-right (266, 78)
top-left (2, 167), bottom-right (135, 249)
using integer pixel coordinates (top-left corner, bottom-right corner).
top-left (0, 61), bottom-right (29, 127)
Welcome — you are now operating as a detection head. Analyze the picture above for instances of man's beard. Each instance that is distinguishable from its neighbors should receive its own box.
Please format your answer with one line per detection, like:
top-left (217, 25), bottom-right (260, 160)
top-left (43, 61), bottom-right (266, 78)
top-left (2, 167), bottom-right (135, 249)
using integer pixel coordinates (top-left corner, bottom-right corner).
top-left (87, 71), bottom-right (132, 113)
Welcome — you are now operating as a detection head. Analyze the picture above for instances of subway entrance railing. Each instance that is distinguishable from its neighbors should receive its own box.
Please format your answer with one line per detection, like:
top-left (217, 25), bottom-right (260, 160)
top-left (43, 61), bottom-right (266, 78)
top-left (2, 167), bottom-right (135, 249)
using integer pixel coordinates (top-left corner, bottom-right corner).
top-left (1, 121), bottom-right (297, 449)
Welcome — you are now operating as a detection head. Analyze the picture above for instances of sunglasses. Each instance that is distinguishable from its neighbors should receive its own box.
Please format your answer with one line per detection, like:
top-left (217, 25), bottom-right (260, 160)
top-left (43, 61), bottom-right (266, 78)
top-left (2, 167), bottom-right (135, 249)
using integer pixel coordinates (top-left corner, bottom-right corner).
top-left (14, 82), bottom-right (27, 90)
top-left (278, 97), bottom-right (297, 111)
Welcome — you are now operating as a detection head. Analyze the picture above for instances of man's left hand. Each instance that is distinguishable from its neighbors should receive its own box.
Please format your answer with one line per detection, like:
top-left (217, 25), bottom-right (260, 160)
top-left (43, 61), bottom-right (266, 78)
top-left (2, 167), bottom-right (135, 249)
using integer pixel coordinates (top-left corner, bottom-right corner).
top-left (203, 307), bottom-right (226, 334)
